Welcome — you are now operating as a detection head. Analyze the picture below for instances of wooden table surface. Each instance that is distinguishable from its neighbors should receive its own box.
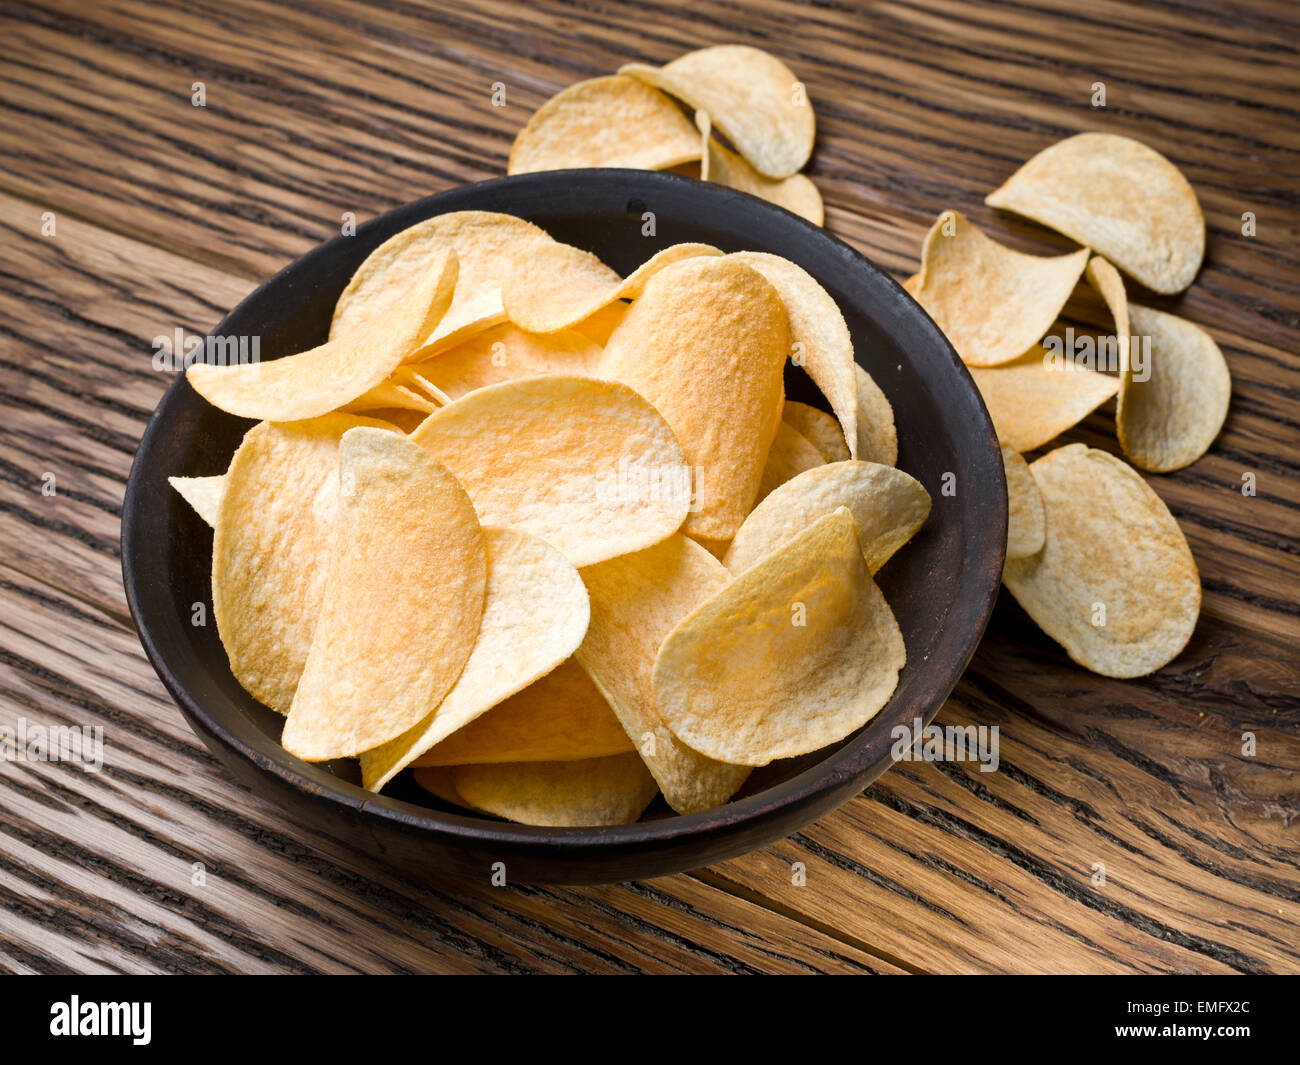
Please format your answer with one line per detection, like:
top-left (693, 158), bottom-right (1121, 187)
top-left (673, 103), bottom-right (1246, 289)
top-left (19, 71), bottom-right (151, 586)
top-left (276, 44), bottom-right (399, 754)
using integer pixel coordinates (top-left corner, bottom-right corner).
top-left (2, 0), bottom-right (1298, 975)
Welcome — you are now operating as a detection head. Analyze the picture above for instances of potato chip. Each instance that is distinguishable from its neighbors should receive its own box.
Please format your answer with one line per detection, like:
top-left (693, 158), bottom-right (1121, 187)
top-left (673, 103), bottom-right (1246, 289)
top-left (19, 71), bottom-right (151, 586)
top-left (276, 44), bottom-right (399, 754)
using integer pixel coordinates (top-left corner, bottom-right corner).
top-left (415, 753), bottom-right (658, 827)
top-left (569, 300), bottom-right (630, 347)
top-left (504, 242), bottom-right (721, 334)
top-left (169, 474), bottom-right (225, 527)
top-left (724, 460), bottom-right (930, 575)
top-left (1001, 445), bottom-right (1045, 560)
top-left (728, 251), bottom-right (855, 454)
top-left (412, 659), bottom-right (632, 766)
top-left (783, 400), bottom-right (850, 462)
top-left (344, 376), bottom-right (438, 414)
top-left (599, 256), bottom-right (789, 540)
top-left (1002, 444), bottom-right (1200, 677)
top-left (970, 347), bottom-right (1119, 452)
top-left (508, 75), bottom-right (702, 175)
top-left (331, 212), bottom-right (583, 353)
top-left (188, 249), bottom-right (456, 421)
top-left (576, 534), bottom-right (751, 814)
top-left (1118, 304), bottom-right (1231, 473)
top-left (913, 211), bottom-right (1089, 366)
top-left (1085, 255), bottom-right (1130, 372)
top-left (757, 420), bottom-right (824, 502)
top-left (698, 112), bottom-right (823, 225)
top-left (621, 45), bottom-right (814, 178)
top-left (655, 508), bottom-right (906, 766)
top-left (855, 364), bottom-right (899, 466)
top-left (281, 429), bottom-right (487, 761)
top-left (212, 414), bottom-right (389, 713)
top-left (359, 527), bottom-right (590, 790)
top-left (410, 375), bottom-right (691, 566)
top-left (986, 133), bottom-right (1204, 294)
top-left (902, 273), bottom-right (920, 296)
top-left (407, 322), bottom-right (602, 401)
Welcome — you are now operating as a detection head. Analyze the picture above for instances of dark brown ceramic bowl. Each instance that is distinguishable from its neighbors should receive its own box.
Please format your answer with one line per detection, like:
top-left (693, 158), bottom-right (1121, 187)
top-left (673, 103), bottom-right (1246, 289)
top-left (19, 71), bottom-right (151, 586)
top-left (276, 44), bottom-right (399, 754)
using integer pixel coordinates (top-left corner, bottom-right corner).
top-left (122, 170), bottom-right (1005, 885)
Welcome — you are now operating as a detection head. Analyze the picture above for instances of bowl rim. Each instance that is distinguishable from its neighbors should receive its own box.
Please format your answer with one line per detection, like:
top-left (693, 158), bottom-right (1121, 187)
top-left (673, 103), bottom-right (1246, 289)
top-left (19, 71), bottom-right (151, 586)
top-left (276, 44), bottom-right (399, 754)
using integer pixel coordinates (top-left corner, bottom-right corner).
top-left (121, 168), bottom-right (1006, 855)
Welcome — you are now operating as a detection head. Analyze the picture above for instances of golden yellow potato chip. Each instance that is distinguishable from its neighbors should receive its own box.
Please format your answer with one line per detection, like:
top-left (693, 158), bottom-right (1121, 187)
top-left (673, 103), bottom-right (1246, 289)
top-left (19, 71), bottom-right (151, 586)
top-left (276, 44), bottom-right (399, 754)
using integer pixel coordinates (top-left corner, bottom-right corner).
top-left (1085, 255), bottom-right (1130, 374)
top-left (188, 249), bottom-right (456, 421)
top-left (1001, 445), bottom-right (1045, 560)
top-left (782, 400), bottom-right (849, 462)
top-left (902, 273), bottom-right (920, 295)
top-left (212, 414), bottom-right (389, 714)
top-left (169, 474), bottom-right (225, 527)
top-left (1003, 444), bottom-right (1200, 677)
top-left (281, 429), bottom-right (488, 761)
top-left (359, 527), bottom-right (589, 790)
top-left (986, 133), bottom-right (1204, 294)
top-left (415, 753), bottom-right (659, 827)
top-left (576, 534), bottom-right (751, 814)
top-left (504, 242), bottom-right (721, 334)
top-left (724, 460), bottom-right (930, 575)
top-left (569, 300), bottom-right (630, 347)
top-left (854, 364), bottom-right (898, 466)
top-left (343, 376), bottom-right (438, 414)
top-left (1118, 304), bottom-right (1231, 473)
top-left (599, 256), bottom-right (789, 540)
top-left (698, 112), bottom-right (823, 224)
top-left (331, 212), bottom-right (586, 353)
top-left (728, 251), bottom-right (855, 454)
top-left (621, 45), bottom-right (814, 178)
top-left (913, 211), bottom-right (1089, 366)
top-left (655, 508), bottom-right (906, 766)
top-left (508, 75), bottom-right (702, 175)
top-left (408, 322), bottom-right (601, 401)
top-left (411, 375), bottom-right (691, 566)
top-left (757, 420), bottom-right (824, 502)
top-left (413, 659), bottom-right (632, 766)
top-left (970, 347), bottom-right (1119, 452)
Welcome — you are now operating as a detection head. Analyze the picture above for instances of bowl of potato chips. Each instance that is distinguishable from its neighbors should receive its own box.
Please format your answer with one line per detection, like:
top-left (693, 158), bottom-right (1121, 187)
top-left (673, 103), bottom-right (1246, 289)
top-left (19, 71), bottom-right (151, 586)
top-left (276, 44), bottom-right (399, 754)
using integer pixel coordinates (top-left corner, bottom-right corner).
top-left (122, 169), bottom-right (1005, 884)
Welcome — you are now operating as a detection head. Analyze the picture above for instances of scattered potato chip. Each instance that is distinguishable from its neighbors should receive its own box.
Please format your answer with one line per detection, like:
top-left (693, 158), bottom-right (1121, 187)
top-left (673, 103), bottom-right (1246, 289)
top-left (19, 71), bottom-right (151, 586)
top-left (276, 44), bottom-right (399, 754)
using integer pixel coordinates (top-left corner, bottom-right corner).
top-left (281, 429), bottom-right (488, 761)
top-left (970, 347), bottom-right (1119, 452)
top-left (212, 415), bottom-right (389, 713)
top-left (728, 251), bottom-right (855, 454)
top-left (986, 133), bottom-right (1204, 294)
top-left (408, 322), bottom-right (602, 401)
top-left (412, 659), bottom-right (631, 766)
top-left (508, 74), bottom-right (702, 175)
top-left (621, 46), bottom-right (814, 178)
top-left (1001, 445), bottom-right (1045, 560)
top-left (854, 364), bottom-right (899, 466)
top-left (913, 211), bottom-right (1089, 366)
top-left (783, 400), bottom-right (850, 462)
top-left (655, 509), bottom-right (906, 766)
top-left (1118, 304), bottom-right (1231, 473)
top-left (724, 460), bottom-right (930, 575)
top-left (698, 112), bottom-right (823, 224)
top-left (1003, 444), bottom-right (1200, 677)
top-left (411, 375), bottom-right (691, 566)
top-left (599, 256), bottom-right (789, 540)
top-left (415, 753), bottom-right (659, 827)
top-left (188, 249), bottom-right (456, 421)
top-left (359, 527), bottom-right (590, 789)
top-left (902, 273), bottom-right (920, 296)
top-left (1085, 255), bottom-right (1130, 372)
top-left (169, 474), bottom-right (225, 527)
top-left (504, 242), bottom-right (721, 334)
top-left (576, 534), bottom-right (751, 814)
top-left (756, 420), bottom-right (825, 502)
top-left (332, 212), bottom-right (572, 353)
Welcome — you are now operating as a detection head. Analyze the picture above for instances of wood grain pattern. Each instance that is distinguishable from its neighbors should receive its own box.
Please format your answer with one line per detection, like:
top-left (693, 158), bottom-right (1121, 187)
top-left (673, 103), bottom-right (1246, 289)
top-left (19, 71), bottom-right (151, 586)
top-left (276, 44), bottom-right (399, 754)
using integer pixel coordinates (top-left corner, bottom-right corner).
top-left (0, 0), bottom-right (1296, 973)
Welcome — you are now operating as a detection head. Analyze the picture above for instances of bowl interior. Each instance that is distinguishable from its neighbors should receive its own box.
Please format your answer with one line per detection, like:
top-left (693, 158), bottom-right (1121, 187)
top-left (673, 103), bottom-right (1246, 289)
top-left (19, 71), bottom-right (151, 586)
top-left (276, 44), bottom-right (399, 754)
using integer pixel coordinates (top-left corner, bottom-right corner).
top-left (123, 170), bottom-right (1005, 846)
